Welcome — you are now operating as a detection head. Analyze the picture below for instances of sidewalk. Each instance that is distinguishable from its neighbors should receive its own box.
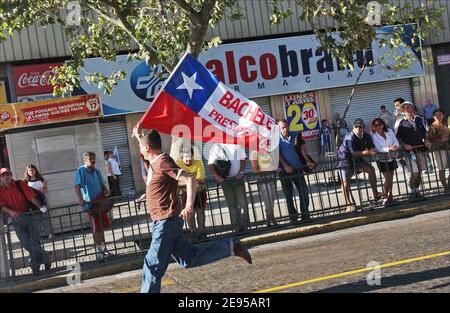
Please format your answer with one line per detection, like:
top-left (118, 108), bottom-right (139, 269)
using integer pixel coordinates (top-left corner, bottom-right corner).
top-left (1, 197), bottom-right (448, 293)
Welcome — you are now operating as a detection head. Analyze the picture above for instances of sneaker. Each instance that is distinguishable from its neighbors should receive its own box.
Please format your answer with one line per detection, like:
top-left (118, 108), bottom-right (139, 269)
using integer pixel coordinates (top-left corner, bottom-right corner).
top-left (32, 268), bottom-right (41, 276)
top-left (102, 250), bottom-right (114, 258)
top-left (345, 204), bottom-right (357, 213)
top-left (233, 240), bottom-right (252, 264)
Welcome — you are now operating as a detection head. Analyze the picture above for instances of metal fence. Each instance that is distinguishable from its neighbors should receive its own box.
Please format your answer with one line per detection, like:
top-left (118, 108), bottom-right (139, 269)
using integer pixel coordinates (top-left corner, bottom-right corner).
top-left (1, 145), bottom-right (449, 283)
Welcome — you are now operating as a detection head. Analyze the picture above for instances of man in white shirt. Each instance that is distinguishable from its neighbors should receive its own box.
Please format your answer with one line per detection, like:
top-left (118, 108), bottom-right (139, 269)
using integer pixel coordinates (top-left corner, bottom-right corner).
top-left (105, 151), bottom-right (122, 197)
top-left (208, 143), bottom-right (249, 232)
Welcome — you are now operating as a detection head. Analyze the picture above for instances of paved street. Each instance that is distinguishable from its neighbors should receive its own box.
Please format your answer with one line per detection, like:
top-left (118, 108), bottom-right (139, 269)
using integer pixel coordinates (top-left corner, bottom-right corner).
top-left (39, 209), bottom-right (450, 293)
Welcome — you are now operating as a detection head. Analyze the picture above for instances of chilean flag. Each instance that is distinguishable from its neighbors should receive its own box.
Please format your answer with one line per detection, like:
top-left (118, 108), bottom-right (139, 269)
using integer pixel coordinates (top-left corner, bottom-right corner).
top-left (139, 53), bottom-right (279, 152)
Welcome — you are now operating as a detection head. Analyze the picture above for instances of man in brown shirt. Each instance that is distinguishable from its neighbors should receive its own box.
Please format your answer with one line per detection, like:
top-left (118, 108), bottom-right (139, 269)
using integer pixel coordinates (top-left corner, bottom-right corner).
top-left (132, 123), bottom-right (252, 293)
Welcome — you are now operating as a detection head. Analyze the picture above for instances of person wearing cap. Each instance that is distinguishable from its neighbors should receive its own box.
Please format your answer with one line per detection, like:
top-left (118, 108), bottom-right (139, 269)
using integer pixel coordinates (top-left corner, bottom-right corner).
top-left (396, 101), bottom-right (431, 199)
top-left (0, 167), bottom-right (52, 275)
top-left (337, 118), bottom-right (384, 212)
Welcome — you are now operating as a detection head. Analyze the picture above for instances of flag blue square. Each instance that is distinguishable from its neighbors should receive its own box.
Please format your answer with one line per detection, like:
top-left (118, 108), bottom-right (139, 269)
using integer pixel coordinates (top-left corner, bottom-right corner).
top-left (164, 54), bottom-right (219, 114)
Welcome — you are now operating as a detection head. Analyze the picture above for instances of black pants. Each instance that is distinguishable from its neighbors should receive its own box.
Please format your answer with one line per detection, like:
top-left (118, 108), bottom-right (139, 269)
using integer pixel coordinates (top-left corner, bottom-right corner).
top-left (108, 175), bottom-right (122, 197)
top-left (279, 170), bottom-right (310, 222)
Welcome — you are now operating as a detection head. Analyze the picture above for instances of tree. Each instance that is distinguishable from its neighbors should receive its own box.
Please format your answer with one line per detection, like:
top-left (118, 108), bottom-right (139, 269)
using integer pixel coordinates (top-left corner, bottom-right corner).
top-left (270, 0), bottom-right (445, 120)
top-left (0, 0), bottom-right (445, 102)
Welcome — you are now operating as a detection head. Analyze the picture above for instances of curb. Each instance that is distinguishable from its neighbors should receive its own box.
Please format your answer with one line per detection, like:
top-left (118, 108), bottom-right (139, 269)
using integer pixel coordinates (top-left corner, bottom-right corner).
top-left (241, 200), bottom-right (450, 246)
top-left (2, 199), bottom-right (449, 293)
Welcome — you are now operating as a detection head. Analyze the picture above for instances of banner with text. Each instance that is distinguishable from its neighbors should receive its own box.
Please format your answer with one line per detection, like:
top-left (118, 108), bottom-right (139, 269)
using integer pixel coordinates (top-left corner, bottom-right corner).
top-left (198, 24), bottom-right (423, 98)
top-left (284, 92), bottom-right (320, 140)
top-left (0, 94), bottom-right (102, 131)
top-left (0, 81), bottom-right (6, 104)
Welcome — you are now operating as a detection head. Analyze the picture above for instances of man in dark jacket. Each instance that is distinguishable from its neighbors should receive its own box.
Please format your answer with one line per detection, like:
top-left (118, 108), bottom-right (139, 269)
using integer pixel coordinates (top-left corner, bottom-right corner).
top-left (396, 101), bottom-right (432, 198)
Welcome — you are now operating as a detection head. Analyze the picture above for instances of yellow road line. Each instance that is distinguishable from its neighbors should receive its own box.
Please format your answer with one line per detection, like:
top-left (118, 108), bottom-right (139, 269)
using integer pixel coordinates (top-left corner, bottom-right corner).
top-left (117, 277), bottom-right (176, 293)
top-left (255, 250), bottom-right (450, 293)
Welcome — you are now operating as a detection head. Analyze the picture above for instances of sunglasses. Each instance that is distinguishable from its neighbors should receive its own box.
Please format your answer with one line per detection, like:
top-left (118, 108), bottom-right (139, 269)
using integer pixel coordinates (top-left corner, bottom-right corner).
top-left (1, 173), bottom-right (11, 177)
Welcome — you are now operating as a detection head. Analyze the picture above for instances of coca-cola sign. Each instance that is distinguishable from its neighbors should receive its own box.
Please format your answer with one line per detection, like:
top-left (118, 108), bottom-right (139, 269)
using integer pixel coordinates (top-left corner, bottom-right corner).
top-left (12, 63), bottom-right (62, 96)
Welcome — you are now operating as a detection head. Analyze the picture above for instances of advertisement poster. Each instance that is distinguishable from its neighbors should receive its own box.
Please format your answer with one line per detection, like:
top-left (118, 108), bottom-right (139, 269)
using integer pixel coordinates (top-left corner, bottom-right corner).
top-left (0, 94), bottom-right (102, 131)
top-left (74, 55), bottom-right (166, 116)
top-left (0, 81), bottom-right (6, 104)
top-left (284, 92), bottom-right (320, 140)
top-left (198, 24), bottom-right (423, 98)
top-left (12, 62), bottom-right (62, 96)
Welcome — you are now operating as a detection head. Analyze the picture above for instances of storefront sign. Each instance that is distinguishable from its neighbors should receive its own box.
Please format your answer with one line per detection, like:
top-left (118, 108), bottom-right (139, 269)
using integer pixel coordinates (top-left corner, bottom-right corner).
top-left (12, 63), bottom-right (62, 96)
top-left (437, 54), bottom-right (450, 66)
top-left (198, 24), bottom-right (423, 98)
top-left (0, 94), bottom-right (101, 131)
top-left (0, 81), bottom-right (6, 104)
top-left (17, 93), bottom-right (56, 103)
top-left (74, 56), bottom-right (166, 116)
top-left (284, 92), bottom-right (320, 140)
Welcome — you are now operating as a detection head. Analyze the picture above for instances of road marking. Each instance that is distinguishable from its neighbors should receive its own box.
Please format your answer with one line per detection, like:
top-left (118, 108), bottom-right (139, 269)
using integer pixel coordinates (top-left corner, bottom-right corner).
top-left (255, 250), bottom-right (450, 293)
top-left (116, 277), bottom-right (176, 293)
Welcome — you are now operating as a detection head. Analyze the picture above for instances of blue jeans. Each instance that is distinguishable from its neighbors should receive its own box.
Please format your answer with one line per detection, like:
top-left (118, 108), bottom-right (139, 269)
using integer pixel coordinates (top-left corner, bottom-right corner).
top-left (140, 217), bottom-right (233, 293)
top-left (11, 214), bottom-right (49, 271)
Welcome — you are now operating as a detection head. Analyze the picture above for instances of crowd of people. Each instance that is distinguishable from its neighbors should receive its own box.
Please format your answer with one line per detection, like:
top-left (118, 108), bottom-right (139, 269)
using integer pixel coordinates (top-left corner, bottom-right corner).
top-left (0, 97), bottom-right (448, 284)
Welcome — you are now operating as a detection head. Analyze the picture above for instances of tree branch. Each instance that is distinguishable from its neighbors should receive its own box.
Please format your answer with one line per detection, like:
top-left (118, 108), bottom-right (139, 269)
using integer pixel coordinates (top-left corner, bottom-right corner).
top-left (172, 0), bottom-right (198, 19)
top-left (82, 0), bottom-right (173, 71)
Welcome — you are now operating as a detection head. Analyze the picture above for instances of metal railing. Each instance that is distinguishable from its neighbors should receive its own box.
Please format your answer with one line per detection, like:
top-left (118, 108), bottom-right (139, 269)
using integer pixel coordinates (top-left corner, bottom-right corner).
top-left (1, 144), bottom-right (449, 283)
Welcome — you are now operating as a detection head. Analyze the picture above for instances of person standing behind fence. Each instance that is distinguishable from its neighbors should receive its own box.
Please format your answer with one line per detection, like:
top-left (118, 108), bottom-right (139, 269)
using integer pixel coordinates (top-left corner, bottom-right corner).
top-left (74, 151), bottom-right (113, 262)
top-left (426, 109), bottom-right (450, 193)
top-left (320, 119), bottom-right (334, 158)
top-left (0, 167), bottom-right (51, 275)
top-left (131, 124), bottom-right (252, 293)
top-left (370, 118), bottom-right (400, 206)
top-left (105, 150), bottom-right (122, 197)
top-left (393, 98), bottom-right (405, 132)
top-left (423, 99), bottom-right (438, 126)
top-left (337, 118), bottom-right (384, 212)
top-left (208, 143), bottom-right (249, 232)
top-left (23, 164), bottom-right (53, 239)
top-left (396, 101), bottom-right (432, 199)
top-left (250, 146), bottom-right (279, 227)
top-left (378, 105), bottom-right (394, 129)
top-left (176, 147), bottom-right (207, 241)
top-left (332, 113), bottom-right (349, 148)
top-left (277, 119), bottom-right (310, 224)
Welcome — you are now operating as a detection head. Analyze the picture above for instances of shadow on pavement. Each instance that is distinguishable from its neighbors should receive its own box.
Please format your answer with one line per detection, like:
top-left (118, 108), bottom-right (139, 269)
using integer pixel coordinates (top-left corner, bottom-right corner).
top-left (314, 267), bottom-right (450, 293)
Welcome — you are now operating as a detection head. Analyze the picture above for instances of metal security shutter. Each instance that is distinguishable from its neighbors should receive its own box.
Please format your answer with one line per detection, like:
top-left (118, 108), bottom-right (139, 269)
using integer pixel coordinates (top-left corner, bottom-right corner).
top-left (329, 79), bottom-right (413, 128)
top-left (100, 119), bottom-right (135, 193)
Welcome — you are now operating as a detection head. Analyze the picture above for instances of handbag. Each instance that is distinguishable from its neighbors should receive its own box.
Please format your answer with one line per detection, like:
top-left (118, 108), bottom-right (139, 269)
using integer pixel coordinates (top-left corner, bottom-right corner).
top-left (214, 145), bottom-right (231, 179)
top-left (15, 180), bottom-right (40, 212)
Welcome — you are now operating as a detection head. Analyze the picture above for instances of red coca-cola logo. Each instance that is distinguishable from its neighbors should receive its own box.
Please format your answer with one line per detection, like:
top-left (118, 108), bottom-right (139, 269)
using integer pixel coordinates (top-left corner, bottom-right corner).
top-left (13, 63), bottom-right (62, 96)
top-left (17, 70), bottom-right (54, 88)
top-left (1, 111), bottom-right (10, 122)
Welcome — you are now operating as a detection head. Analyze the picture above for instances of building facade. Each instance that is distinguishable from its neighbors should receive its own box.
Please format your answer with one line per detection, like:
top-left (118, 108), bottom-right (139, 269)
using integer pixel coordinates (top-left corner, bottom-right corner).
top-left (0, 0), bottom-right (449, 202)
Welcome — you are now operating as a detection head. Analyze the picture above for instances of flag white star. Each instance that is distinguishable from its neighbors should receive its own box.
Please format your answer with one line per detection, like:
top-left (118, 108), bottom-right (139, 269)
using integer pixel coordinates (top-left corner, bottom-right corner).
top-left (176, 72), bottom-right (203, 99)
